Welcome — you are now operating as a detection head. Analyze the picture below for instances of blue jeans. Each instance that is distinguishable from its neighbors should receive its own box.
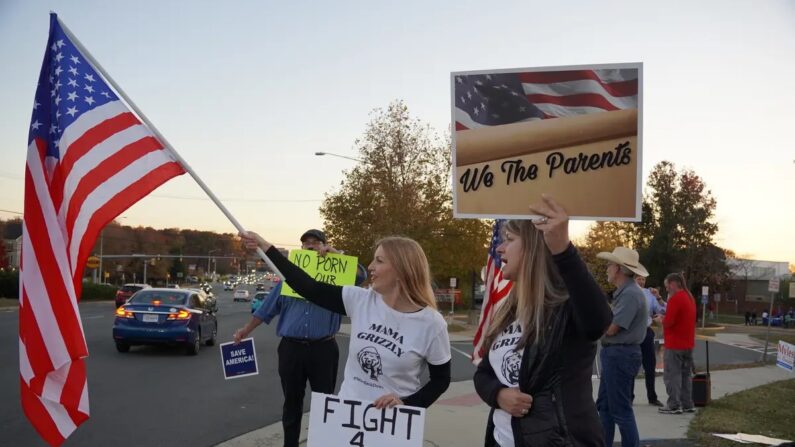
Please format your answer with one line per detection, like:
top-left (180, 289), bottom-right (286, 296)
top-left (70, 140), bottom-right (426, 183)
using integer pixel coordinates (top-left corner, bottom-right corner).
top-left (597, 344), bottom-right (642, 447)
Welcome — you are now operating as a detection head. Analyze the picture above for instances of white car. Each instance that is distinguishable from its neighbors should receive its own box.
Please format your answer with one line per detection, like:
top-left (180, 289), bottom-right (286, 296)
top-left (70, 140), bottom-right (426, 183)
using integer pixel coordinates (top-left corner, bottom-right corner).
top-left (233, 289), bottom-right (250, 302)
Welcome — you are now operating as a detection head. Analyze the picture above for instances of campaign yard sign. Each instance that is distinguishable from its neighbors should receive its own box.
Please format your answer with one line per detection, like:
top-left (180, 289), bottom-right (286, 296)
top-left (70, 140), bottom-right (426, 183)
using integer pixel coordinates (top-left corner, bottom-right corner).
top-left (451, 63), bottom-right (643, 220)
top-left (777, 340), bottom-right (794, 372)
top-left (308, 392), bottom-right (425, 447)
top-left (282, 250), bottom-right (358, 298)
top-left (220, 338), bottom-right (258, 379)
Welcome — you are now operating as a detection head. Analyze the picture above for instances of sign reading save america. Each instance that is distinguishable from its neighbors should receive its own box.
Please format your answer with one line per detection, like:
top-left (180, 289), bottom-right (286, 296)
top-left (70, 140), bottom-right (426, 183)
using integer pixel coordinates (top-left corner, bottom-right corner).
top-left (220, 338), bottom-right (258, 379)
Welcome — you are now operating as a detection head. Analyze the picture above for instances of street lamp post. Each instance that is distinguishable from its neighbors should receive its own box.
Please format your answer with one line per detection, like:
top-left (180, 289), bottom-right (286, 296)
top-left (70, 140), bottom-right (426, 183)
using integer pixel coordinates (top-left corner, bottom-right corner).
top-left (208, 249), bottom-right (219, 280)
top-left (314, 151), bottom-right (363, 162)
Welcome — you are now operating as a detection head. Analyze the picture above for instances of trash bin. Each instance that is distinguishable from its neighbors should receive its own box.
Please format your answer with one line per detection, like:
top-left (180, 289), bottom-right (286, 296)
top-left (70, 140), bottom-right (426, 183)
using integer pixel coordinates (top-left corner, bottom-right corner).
top-left (692, 340), bottom-right (711, 407)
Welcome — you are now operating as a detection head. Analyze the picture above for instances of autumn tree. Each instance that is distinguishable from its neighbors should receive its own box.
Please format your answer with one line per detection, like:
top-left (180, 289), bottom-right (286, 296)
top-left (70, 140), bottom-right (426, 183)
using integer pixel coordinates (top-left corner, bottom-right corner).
top-left (577, 221), bottom-right (633, 292)
top-left (623, 161), bottom-right (729, 291)
top-left (0, 239), bottom-right (8, 270)
top-left (320, 101), bottom-right (491, 298)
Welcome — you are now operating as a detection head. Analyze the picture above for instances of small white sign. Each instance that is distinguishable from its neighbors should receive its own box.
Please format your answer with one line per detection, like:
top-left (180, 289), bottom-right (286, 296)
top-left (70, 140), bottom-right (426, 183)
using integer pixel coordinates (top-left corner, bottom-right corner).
top-left (449, 277), bottom-right (457, 288)
top-left (713, 293), bottom-right (721, 303)
top-left (768, 279), bottom-right (780, 293)
top-left (308, 392), bottom-right (426, 447)
top-left (777, 340), bottom-right (794, 372)
top-left (701, 286), bottom-right (709, 296)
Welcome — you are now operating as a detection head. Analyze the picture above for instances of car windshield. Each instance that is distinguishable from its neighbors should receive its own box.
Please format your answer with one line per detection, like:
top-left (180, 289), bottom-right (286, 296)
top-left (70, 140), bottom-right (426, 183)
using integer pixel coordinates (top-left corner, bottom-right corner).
top-left (121, 285), bottom-right (144, 293)
top-left (129, 291), bottom-right (186, 305)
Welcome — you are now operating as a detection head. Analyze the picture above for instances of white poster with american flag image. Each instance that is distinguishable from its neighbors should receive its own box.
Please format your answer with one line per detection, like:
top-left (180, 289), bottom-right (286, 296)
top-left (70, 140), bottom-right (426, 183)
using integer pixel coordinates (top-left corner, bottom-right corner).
top-left (20, 14), bottom-right (185, 446)
top-left (451, 63), bottom-right (642, 220)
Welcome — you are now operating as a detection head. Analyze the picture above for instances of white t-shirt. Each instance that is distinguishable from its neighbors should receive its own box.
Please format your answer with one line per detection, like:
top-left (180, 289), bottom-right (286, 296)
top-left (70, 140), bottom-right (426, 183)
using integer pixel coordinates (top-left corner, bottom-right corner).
top-left (338, 286), bottom-right (452, 402)
top-left (488, 321), bottom-right (523, 447)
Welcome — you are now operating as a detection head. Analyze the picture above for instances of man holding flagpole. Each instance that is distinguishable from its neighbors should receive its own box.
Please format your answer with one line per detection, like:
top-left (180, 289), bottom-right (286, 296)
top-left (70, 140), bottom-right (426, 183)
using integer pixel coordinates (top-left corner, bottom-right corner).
top-left (19, 14), bottom-right (185, 446)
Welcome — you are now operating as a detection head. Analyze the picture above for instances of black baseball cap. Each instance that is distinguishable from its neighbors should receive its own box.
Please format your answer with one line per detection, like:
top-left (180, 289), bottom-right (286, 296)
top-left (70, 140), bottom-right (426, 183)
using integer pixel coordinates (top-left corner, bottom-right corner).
top-left (300, 229), bottom-right (326, 243)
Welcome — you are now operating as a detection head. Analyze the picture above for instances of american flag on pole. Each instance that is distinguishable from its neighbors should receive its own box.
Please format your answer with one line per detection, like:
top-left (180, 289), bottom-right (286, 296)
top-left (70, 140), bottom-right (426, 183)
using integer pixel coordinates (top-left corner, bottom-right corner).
top-left (454, 68), bottom-right (638, 130)
top-left (20, 14), bottom-right (185, 445)
top-left (471, 219), bottom-right (513, 364)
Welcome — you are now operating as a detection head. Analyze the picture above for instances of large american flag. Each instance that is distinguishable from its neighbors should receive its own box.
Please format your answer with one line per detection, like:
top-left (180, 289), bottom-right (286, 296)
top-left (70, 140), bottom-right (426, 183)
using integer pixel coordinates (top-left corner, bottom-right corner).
top-left (471, 219), bottom-right (513, 363)
top-left (20, 14), bottom-right (185, 445)
top-left (454, 68), bottom-right (638, 130)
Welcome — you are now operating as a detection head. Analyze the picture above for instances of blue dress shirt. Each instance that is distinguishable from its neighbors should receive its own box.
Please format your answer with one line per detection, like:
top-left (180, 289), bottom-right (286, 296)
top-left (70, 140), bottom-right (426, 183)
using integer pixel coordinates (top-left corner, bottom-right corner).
top-left (642, 288), bottom-right (666, 326)
top-left (253, 282), bottom-right (341, 339)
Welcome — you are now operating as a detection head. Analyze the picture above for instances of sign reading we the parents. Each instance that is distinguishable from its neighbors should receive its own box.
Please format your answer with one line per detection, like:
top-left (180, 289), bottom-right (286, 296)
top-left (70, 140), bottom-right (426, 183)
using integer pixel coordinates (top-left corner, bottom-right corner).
top-left (282, 250), bottom-right (358, 298)
top-left (451, 63), bottom-right (643, 220)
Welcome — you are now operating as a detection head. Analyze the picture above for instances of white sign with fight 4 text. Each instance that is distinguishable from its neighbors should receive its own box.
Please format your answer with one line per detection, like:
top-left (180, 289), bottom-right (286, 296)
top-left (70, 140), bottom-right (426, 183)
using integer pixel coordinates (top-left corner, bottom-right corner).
top-left (308, 392), bottom-right (426, 447)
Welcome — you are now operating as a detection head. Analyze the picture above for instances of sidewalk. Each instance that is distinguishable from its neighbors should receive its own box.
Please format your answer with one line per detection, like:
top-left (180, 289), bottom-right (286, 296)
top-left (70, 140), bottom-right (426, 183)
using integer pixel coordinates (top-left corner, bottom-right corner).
top-left (216, 319), bottom-right (795, 447)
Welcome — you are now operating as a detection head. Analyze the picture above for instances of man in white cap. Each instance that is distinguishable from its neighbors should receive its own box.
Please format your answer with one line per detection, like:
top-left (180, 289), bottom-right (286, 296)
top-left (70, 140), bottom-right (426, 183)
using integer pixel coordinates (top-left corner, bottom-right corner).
top-left (595, 247), bottom-right (649, 447)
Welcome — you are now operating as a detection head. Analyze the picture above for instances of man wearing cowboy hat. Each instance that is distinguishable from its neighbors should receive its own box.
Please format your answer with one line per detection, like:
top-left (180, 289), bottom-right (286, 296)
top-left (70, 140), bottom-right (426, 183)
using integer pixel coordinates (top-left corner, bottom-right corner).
top-left (595, 247), bottom-right (649, 447)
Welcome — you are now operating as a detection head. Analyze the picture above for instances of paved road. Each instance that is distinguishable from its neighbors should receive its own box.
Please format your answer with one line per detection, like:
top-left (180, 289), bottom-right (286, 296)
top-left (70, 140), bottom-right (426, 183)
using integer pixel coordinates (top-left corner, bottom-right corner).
top-left (0, 282), bottom-right (475, 447)
top-left (0, 282), bottom-right (762, 447)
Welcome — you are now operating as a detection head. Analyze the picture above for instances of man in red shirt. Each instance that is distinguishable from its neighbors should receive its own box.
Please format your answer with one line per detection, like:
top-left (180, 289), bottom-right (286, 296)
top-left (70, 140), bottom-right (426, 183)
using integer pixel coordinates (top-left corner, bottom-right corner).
top-left (654, 272), bottom-right (697, 414)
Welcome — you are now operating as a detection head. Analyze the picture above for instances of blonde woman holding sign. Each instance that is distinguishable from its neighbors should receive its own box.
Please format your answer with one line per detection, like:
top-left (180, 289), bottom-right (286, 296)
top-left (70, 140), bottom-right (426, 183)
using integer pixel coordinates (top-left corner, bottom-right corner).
top-left (238, 231), bottom-right (452, 411)
top-left (474, 195), bottom-right (612, 447)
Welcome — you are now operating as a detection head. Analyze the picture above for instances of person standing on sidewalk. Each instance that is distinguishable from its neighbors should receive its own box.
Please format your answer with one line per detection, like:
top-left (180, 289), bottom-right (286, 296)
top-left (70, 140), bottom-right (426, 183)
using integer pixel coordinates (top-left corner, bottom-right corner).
top-left (238, 230), bottom-right (452, 411)
top-left (635, 275), bottom-right (666, 407)
top-left (655, 272), bottom-right (697, 414)
top-left (473, 196), bottom-right (612, 446)
top-left (232, 229), bottom-right (344, 447)
top-left (596, 247), bottom-right (649, 447)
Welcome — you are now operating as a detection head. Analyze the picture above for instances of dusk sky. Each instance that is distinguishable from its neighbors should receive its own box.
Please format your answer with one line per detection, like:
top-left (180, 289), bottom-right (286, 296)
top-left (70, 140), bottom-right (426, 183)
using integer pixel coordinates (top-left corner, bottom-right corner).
top-left (1, 0), bottom-right (793, 263)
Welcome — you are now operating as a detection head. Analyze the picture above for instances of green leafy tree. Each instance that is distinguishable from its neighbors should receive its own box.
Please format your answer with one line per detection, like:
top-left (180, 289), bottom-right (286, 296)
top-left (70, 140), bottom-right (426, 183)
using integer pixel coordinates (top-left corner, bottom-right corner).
top-left (320, 101), bottom-right (491, 299)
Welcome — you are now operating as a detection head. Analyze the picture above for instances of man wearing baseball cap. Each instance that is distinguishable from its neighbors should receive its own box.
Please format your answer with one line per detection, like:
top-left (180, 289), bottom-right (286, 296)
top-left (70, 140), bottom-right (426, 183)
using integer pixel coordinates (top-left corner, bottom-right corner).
top-left (234, 229), bottom-right (349, 447)
top-left (595, 247), bottom-right (649, 447)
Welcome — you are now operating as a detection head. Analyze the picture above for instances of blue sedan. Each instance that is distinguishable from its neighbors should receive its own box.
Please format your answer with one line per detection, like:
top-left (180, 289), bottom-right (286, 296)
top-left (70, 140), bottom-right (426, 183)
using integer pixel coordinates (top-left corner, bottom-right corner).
top-left (113, 288), bottom-right (218, 355)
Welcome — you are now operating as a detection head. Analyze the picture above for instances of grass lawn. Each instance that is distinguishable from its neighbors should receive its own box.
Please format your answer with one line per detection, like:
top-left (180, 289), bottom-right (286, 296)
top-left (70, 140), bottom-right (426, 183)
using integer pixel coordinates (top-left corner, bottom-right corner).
top-left (750, 333), bottom-right (795, 347)
top-left (0, 298), bottom-right (18, 308)
top-left (446, 323), bottom-right (469, 333)
top-left (688, 379), bottom-right (795, 446)
top-left (713, 313), bottom-right (746, 325)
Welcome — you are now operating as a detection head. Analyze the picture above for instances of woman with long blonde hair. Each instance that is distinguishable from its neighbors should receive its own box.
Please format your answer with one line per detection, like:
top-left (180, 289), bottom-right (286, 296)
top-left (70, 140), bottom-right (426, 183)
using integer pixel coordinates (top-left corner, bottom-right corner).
top-left (474, 195), bottom-right (612, 446)
top-left (238, 232), bottom-right (451, 410)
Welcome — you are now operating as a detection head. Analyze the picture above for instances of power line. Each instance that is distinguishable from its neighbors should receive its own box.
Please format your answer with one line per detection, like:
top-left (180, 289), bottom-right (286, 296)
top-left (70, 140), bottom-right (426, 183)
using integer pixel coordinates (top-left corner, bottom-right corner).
top-left (150, 194), bottom-right (321, 203)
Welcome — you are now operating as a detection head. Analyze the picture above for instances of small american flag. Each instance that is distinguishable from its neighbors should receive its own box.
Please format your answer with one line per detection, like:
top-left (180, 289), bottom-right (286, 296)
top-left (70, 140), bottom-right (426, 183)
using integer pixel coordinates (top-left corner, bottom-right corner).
top-left (20, 14), bottom-right (184, 446)
top-left (471, 219), bottom-right (513, 363)
top-left (454, 68), bottom-right (638, 130)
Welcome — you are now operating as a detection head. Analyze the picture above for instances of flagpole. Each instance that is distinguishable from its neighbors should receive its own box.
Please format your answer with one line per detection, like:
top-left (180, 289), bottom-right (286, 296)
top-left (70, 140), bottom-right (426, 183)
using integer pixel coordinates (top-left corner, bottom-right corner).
top-left (56, 16), bottom-right (283, 279)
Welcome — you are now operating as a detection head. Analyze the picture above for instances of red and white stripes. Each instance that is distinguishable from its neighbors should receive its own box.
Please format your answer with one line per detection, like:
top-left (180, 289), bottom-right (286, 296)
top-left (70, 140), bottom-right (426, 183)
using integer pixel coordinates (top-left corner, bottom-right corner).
top-left (20, 99), bottom-right (184, 446)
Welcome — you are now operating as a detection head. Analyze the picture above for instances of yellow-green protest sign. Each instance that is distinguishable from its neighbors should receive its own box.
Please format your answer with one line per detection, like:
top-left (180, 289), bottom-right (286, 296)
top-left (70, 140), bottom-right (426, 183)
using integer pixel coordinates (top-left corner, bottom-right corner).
top-left (282, 250), bottom-right (358, 298)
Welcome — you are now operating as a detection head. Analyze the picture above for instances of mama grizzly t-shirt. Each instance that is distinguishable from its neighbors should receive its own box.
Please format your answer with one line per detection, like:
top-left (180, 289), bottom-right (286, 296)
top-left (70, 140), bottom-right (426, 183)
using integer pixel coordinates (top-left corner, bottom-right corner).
top-left (338, 286), bottom-right (452, 402)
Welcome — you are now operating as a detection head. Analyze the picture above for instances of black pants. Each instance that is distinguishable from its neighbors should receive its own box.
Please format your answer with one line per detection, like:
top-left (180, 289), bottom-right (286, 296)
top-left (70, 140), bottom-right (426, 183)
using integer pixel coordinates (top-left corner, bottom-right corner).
top-left (640, 326), bottom-right (658, 402)
top-left (278, 337), bottom-right (339, 447)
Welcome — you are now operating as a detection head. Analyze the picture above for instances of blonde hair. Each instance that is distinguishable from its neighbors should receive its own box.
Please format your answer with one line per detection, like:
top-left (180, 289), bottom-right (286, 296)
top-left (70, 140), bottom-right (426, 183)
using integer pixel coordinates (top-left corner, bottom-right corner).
top-left (482, 220), bottom-right (569, 352)
top-left (376, 237), bottom-right (437, 309)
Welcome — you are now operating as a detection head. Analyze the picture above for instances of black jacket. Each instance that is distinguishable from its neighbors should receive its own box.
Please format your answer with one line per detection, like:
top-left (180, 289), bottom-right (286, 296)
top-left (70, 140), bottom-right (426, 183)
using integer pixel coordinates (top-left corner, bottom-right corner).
top-left (474, 243), bottom-right (611, 446)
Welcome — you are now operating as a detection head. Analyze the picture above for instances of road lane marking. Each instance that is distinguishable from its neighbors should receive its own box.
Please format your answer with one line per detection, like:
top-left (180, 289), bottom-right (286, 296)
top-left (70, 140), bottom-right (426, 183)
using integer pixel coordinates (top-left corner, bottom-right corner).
top-left (450, 345), bottom-right (472, 359)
